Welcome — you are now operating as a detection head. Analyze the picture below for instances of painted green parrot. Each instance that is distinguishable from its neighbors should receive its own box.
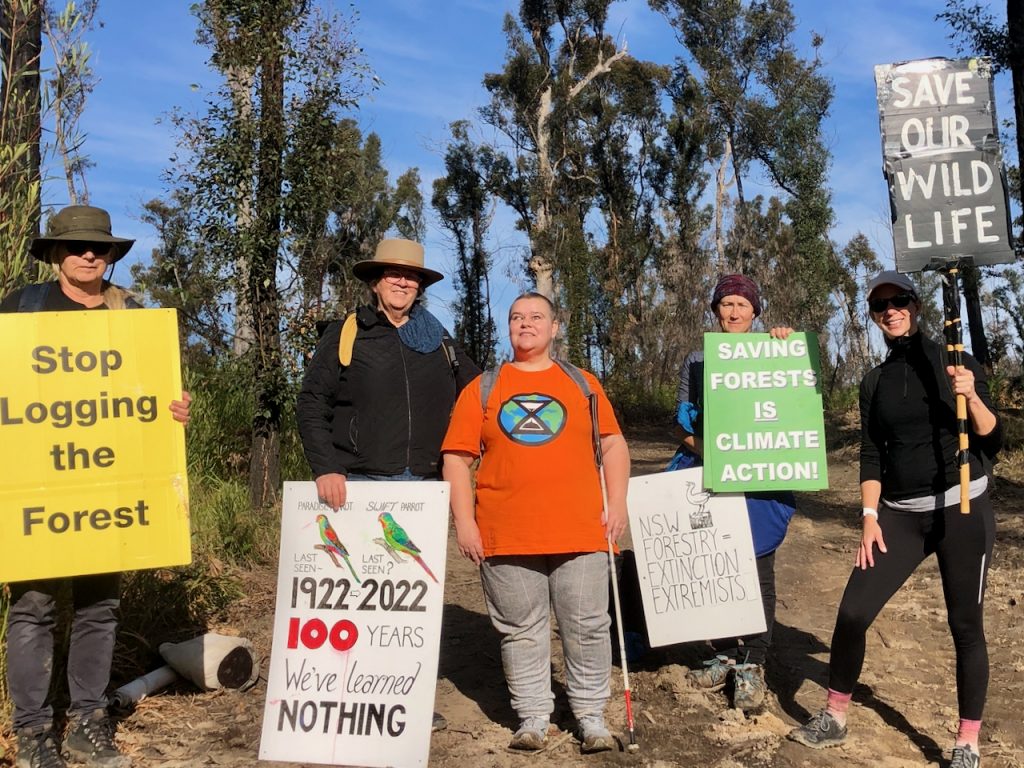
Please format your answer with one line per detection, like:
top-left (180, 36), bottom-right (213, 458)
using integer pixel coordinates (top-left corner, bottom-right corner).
top-left (316, 514), bottom-right (361, 584)
top-left (377, 512), bottom-right (438, 583)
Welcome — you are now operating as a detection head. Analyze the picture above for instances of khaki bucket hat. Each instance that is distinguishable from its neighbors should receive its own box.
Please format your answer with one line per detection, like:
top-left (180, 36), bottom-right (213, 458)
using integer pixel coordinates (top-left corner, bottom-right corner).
top-left (352, 239), bottom-right (444, 288)
top-left (30, 205), bottom-right (135, 263)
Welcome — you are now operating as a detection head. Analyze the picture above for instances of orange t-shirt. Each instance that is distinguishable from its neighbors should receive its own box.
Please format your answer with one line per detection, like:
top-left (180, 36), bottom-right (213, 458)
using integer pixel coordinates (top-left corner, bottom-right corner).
top-left (441, 363), bottom-right (621, 557)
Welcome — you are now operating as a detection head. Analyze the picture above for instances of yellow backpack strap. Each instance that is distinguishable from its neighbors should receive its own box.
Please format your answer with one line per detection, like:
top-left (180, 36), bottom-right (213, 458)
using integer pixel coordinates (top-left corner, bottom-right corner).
top-left (338, 312), bottom-right (358, 367)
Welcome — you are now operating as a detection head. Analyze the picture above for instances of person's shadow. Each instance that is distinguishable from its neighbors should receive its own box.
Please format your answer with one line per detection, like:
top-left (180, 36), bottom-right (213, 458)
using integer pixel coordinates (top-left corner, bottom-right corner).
top-left (770, 620), bottom-right (944, 764)
top-left (439, 602), bottom-right (573, 733)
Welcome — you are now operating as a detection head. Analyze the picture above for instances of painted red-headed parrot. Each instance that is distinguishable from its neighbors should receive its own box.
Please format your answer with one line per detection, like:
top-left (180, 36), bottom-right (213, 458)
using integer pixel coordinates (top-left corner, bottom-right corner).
top-left (377, 512), bottom-right (438, 583)
top-left (316, 514), bottom-right (361, 583)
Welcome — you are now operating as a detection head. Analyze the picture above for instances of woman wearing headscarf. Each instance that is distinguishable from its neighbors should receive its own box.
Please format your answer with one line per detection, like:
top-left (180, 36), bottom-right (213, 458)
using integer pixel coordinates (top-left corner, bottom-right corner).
top-left (2, 205), bottom-right (191, 768)
top-left (441, 292), bottom-right (630, 754)
top-left (788, 271), bottom-right (999, 768)
top-left (673, 274), bottom-right (796, 713)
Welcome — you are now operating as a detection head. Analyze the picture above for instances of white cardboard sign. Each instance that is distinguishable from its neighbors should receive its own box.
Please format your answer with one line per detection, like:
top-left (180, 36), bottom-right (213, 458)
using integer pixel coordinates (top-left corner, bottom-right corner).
top-left (259, 481), bottom-right (449, 767)
top-left (627, 468), bottom-right (765, 647)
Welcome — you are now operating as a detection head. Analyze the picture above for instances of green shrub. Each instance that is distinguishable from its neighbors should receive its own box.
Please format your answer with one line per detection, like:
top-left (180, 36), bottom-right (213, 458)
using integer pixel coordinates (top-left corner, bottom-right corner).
top-left (190, 475), bottom-right (279, 565)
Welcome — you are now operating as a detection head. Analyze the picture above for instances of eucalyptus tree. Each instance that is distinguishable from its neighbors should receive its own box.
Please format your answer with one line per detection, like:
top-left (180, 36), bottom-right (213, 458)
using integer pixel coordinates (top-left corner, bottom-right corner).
top-left (432, 120), bottom-right (497, 369)
top-left (144, 0), bottom-right (375, 508)
top-left (650, 0), bottom-right (836, 332)
top-left (0, 0), bottom-right (42, 295)
top-left (480, 0), bottom-right (628, 306)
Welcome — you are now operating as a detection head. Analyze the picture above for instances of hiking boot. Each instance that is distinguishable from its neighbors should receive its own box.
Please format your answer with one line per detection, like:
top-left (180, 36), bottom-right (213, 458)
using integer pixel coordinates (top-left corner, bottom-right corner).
top-left (63, 710), bottom-right (131, 768)
top-left (432, 711), bottom-right (448, 732)
top-left (733, 663), bottom-right (767, 713)
top-left (577, 714), bottom-right (614, 754)
top-left (15, 725), bottom-right (66, 768)
top-left (687, 654), bottom-right (734, 691)
top-left (950, 745), bottom-right (981, 768)
top-left (787, 709), bottom-right (848, 749)
top-left (508, 717), bottom-right (549, 751)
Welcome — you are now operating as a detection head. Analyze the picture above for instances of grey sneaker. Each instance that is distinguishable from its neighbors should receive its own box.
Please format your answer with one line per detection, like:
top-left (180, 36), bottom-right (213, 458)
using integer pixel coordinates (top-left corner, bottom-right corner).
top-left (62, 710), bottom-right (131, 768)
top-left (509, 717), bottom-right (549, 751)
top-left (950, 745), bottom-right (980, 768)
top-left (687, 654), bottom-right (734, 690)
top-left (733, 663), bottom-right (767, 712)
top-left (787, 709), bottom-right (848, 748)
top-left (15, 726), bottom-right (66, 768)
top-left (577, 714), bottom-right (614, 754)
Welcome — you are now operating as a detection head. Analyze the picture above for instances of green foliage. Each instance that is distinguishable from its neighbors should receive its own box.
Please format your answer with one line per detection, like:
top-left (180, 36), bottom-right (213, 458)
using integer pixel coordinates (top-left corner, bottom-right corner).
top-left (433, 121), bottom-right (499, 369)
top-left (190, 477), bottom-right (277, 564)
top-left (43, 0), bottom-right (99, 203)
top-left (937, 1), bottom-right (1011, 69)
top-left (609, 380), bottom-right (676, 427)
top-left (0, 0), bottom-right (42, 299)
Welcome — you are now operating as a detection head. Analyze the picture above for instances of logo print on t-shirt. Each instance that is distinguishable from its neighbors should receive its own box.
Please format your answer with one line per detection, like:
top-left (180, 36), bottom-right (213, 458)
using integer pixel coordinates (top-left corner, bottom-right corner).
top-left (497, 393), bottom-right (566, 446)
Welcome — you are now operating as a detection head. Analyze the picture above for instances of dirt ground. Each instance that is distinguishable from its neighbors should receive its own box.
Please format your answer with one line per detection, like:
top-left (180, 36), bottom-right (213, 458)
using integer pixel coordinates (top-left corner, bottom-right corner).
top-left (4, 427), bottom-right (1024, 767)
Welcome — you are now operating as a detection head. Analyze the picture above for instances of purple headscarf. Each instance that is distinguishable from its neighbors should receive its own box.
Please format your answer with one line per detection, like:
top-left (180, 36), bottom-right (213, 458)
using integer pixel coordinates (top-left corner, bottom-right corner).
top-left (711, 274), bottom-right (762, 317)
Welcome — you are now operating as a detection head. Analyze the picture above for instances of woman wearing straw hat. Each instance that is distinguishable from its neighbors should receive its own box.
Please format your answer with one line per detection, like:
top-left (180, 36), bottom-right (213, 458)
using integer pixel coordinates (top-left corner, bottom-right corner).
top-left (1, 205), bottom-right (192, 768)
top-left (297, 238), bottom-right (479, 507)
top-left (788, 271), bottom-right (1000, 768)
top-left (296, 238), bottom-right (479, 731)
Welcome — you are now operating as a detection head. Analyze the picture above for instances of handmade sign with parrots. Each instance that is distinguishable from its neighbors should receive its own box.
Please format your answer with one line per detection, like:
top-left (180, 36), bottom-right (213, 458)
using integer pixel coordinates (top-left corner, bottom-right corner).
top-left (260, 481), bottom-right (449, 768)
top-left (0, 309), bottom-right (190, 581)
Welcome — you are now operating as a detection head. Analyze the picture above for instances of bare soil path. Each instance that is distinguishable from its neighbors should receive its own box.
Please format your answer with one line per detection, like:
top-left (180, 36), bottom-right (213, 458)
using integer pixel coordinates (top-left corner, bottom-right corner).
top-left (5, 428), bottom-right (1024, 767)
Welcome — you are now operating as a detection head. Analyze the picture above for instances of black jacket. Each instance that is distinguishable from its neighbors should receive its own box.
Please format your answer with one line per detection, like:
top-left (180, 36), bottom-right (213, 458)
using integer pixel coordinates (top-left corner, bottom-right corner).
top-left (860, 332), bottom-right (1002, 499)
top-left (296, 304), bottom-right (480, 478)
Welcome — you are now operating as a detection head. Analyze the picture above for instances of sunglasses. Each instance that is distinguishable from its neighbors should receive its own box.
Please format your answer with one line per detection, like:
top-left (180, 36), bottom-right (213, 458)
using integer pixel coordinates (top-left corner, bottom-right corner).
top-left (381, 268), bottom-right (422, 284)
top-left (868, 293), bottom-right (915, 313)
top-left (63, 241), bottom-right (113, 256)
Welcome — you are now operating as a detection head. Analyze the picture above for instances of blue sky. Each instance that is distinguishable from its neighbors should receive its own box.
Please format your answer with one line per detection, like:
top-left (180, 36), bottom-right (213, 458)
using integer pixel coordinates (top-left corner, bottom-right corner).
top-left (61, 0), bottom-right (1013, 325)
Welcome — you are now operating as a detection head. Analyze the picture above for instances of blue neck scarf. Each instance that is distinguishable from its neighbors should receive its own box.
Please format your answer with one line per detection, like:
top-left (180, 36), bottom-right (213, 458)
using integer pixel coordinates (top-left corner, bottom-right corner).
top-left (397, 302), bottom-right (444, 353)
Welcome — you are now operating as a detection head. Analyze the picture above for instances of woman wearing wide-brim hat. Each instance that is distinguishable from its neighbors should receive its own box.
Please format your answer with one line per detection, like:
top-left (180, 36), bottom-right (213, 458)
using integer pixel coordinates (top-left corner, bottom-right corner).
top-left (1, 204), bottom-right (192, 768)
top-left (296, 237), bottom-right (480, 731)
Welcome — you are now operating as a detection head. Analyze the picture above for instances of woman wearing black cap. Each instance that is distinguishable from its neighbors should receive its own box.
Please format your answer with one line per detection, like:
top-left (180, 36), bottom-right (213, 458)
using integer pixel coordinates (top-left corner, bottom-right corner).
top-left (674, 274), bottom-right (796, 713)
top-left (2, 205), bottom-right (191, 768)
top-left (789, 270), bottom-right (1000, 768)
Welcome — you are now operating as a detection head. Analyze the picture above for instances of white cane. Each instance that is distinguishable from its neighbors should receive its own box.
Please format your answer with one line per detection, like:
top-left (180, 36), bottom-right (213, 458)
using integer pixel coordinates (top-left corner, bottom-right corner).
top-left (589, 394), bottom-right (639, 752)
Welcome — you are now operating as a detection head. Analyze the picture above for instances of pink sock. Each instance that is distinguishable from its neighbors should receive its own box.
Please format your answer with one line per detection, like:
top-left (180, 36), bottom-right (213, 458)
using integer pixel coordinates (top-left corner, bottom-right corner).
top-left (956, 719), bottom-right (981, 749)
top-left (825, 689), bottom-right (852, 722)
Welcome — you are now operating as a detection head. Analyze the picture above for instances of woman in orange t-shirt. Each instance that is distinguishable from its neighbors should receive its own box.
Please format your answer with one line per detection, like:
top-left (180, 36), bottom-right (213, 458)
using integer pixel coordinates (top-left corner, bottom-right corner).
top-left (442, 292), bottom-right (630, 754)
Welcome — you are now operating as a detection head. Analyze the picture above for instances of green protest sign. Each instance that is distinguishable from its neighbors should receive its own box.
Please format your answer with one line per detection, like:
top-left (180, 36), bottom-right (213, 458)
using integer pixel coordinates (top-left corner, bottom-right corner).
top-left (702, 332), bottom-right (828, 492)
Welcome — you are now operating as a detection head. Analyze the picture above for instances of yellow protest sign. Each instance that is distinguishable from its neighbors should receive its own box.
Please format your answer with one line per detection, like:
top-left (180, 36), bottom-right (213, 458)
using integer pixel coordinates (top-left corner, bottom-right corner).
top-left (0, 308), bottom-right (191, 581)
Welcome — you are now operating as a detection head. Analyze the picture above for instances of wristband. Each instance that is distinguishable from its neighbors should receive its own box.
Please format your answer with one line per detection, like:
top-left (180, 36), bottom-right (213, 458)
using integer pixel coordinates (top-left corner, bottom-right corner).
top-left (862, 507), bottom-right (878, 519)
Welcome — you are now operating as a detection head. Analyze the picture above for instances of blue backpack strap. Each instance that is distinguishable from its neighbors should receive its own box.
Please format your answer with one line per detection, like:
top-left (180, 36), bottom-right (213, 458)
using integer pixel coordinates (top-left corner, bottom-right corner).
top-left (17, 282), bottom-right (51, 312)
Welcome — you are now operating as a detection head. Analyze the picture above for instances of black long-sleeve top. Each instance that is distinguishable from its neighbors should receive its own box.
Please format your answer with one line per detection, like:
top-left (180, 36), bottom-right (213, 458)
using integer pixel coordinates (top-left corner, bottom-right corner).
top-left (859, 332), bottom-right (1002, 501)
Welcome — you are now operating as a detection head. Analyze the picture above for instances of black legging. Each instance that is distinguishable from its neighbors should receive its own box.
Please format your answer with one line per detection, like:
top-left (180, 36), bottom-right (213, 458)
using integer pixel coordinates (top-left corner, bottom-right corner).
top-left (828, 492), bottom-right (995, 719)
top-left (713, 550), bottom-right (776, 666)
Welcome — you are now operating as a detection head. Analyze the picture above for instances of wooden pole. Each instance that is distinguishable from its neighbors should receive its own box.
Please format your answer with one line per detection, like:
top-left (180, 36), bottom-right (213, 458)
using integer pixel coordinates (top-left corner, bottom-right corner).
top-left (940, 264), bottom-right (970, 514)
